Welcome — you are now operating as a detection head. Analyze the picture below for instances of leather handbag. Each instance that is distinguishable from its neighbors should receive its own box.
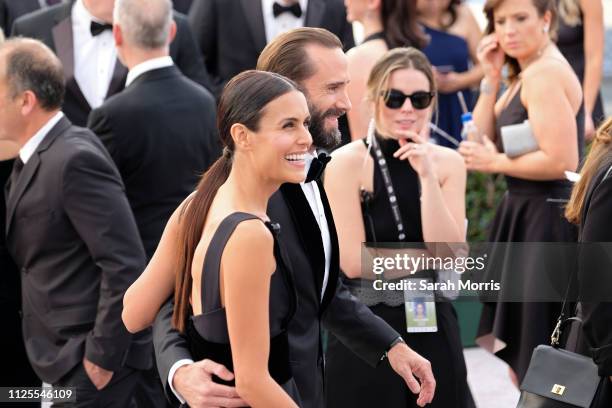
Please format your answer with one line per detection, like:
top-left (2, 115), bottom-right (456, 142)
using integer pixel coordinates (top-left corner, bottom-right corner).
top-left (517, 342), bottom-right (600, 407)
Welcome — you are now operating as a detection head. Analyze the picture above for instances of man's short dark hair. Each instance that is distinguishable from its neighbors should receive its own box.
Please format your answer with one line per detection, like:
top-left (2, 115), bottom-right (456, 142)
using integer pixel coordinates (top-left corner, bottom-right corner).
top-left (2, 38), bottom-right (65, 111)
top-left (257, 27), bottom-right (343, 84)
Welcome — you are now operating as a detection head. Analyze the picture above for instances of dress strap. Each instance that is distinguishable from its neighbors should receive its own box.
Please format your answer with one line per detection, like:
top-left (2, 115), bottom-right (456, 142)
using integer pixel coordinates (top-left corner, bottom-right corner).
top-left (201, 212), bottom-right (261, 313)
top-left (362, 31), bottom-right (385, 44)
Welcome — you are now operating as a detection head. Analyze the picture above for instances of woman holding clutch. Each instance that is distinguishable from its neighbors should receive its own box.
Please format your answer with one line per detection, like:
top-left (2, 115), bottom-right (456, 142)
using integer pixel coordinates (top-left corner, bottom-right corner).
top-left (458, 0), bottom-right (584, 386)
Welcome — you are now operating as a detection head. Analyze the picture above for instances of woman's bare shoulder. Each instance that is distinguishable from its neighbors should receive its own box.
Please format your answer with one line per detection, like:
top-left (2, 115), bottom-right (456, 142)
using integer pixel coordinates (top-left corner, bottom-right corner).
top-left (430, 143), bottom-right (466, 172)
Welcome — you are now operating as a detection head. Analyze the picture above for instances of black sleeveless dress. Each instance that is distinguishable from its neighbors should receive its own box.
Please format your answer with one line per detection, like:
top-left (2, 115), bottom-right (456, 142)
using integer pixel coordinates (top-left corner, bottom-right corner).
top-left (556, 2), bottom-right (605, 127)
top-left (185, 212), bottom-right (302, 406)
top-left (325, 136), bottom-right (475, 408)
top-left (476, 86), bottom-right (584, 382)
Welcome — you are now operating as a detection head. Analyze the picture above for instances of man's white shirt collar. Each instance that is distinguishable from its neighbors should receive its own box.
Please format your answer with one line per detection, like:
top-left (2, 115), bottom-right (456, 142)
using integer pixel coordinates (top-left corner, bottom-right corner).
top-left (126, 56), bottom-right (175, 87)
top-left (19, 112), bottom-right (65, 164)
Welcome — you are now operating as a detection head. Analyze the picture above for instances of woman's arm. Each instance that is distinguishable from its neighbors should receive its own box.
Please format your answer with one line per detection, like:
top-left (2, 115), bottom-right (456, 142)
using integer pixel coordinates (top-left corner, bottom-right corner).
top-left (579, 0), bottom-right (604, 139)
top-left (421, 148), bottom-right (467, 242)
top-left (324, 143), bottom-right (369, 278)
top-left (472, 33), bottom-right (505, 142)
top-left (122, 201), bottom-right (184, 333)
top-left (494, 63), bottom-right (580, 179)
top-left (222, 221), bottom-right (298, 408)
top-left (394, 139), bottom-right (466, 242)
top-left (439, 4), bottom-right (484, 92)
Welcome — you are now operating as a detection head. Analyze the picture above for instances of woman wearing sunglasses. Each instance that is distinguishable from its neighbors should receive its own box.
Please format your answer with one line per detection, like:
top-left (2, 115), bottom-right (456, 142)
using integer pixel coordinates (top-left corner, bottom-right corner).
top-left (323, 48), bottom-right (474, 408)
top-left (458, 0), bottom-right (583, 386)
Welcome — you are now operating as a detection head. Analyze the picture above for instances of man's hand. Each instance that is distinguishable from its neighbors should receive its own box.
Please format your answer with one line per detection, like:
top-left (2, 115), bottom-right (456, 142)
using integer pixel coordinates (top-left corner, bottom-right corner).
top-left (83, 357), bottom-right (113, 390)
top-left (387, 343), bottom-right (436, 407)
top-left (173, 359), bottom-right (248, 408)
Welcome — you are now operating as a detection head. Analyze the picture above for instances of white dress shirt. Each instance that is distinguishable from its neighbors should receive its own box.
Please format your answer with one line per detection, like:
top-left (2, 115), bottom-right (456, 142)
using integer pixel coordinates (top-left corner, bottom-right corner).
top-left (169, 154), bottom-right (332, 403)
top-left (72, 0), bottom-right (117, 109)
top-left (125, 56), bottom-right (174, 87)
top-left (261, 0), bottom-right (308, 44)
top-left (19, 112), bottom-right (64, 164)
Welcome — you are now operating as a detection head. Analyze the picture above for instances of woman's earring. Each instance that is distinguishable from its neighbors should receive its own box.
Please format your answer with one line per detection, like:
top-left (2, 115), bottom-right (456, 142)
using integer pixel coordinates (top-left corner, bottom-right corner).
top-left (543, 25), bottom-right (549, 33)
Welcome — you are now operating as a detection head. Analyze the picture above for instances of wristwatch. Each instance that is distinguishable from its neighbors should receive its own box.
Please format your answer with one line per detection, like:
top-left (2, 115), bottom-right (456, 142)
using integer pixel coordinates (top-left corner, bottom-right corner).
top-left (384, 336), bottom-right (407, 359)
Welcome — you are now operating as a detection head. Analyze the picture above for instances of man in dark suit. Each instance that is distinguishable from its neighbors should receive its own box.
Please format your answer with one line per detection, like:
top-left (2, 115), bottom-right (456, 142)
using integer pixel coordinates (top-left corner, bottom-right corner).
top-left (0, 0), bottom-right (62, 36)
top-left (153, 28), bottom-right (436, 408)
top-left (11, 0), bottom-right (211, 127)
top-left (189, 0), bottom-right (355, 97)
top-left (88, 0), bottom-right (219, 260)
top-left (87, 1), bottom-right (218, 406)
top-left (1, 38), bottom-right (148, 406)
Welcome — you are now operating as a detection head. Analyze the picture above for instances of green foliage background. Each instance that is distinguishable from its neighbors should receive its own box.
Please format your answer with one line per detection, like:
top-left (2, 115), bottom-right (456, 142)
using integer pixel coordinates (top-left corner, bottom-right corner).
top-left (466, 172), bottom-right (506, 241)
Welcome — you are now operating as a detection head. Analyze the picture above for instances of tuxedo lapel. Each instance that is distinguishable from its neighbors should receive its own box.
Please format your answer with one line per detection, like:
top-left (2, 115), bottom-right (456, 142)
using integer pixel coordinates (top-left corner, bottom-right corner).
top-left (5, 118), bottom-right (71, 237)
top-left (316, 179), bottom-right (340, 310)
top-left (280, 183), bottom-right (326, 301)
top-left (51, 15), bottom-right (91, 111)
top-left (304, 0), bottom-right (325, 28)
top-left (240, 0), bottom-right (266, 52)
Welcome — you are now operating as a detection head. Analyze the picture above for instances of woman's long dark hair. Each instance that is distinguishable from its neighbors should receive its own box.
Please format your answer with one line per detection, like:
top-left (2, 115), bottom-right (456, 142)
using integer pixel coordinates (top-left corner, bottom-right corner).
top-left (382, 0), bottom-right (429, 49)
top-left (172, 70), bottom-right (299, 332)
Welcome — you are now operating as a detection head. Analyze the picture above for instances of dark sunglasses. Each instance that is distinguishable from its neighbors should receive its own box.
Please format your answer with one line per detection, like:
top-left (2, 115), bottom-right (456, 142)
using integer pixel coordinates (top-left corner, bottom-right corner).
top-left (381, 89), bottom-right (435, 110)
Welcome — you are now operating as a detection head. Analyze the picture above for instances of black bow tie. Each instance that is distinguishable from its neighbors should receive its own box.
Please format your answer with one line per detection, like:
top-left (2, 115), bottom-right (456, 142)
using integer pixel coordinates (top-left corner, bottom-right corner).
top-left (90, 21), bottom-right (113, 36)
top-left (305, 153), bottom-right (331, 183)
top-left (273, 1), bottom-right (302, 18)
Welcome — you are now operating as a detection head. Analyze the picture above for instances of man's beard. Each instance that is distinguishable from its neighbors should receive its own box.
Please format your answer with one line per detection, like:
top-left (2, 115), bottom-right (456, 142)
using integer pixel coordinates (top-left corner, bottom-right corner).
top-left (308, 105), bottom-right (344, 150)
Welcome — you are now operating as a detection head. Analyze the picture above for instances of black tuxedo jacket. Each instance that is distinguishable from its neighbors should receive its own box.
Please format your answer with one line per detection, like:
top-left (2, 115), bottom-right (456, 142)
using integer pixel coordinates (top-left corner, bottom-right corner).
top-left (88, 65), bottom-right (220, 260)
top-left (11, 2), bottom-right (212, 126)
top-left (4, 117), bottom-right (148, 384)
top-left (189, 0), bottom-right (355, 97)
top-left (0, 0), bottom-right (40, 36)
top-left (153, 180), bottom-right (398, 408)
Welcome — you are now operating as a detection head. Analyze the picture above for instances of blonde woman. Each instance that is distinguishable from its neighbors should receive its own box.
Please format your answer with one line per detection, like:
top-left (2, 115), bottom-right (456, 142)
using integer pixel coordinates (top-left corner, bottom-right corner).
top-left (324, 47), bottom-right (473, 408)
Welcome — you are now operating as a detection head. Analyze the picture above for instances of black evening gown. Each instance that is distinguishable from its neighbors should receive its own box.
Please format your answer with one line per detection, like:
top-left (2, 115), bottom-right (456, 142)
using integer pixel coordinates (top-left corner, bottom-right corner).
top-left (556, 4), bottom-right (605, 127)
top-left (476, 86), bottom-right (584, 382)
top-left (325, 136), bottom-right (475, 408)
top-left (185, 212), bottom-right (302, 406)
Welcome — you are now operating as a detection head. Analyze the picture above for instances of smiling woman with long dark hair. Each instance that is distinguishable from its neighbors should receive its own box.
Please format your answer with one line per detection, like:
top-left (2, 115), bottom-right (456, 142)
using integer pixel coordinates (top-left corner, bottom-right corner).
top-left (121, 70), bottom-right (313, 407)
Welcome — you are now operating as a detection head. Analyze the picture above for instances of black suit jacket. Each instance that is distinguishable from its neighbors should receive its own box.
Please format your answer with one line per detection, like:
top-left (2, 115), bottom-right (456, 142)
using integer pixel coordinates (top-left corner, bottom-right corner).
top-left (153, 180), bottom-right (398, 408)
top-left (578, 155), bottom-right (612, 378)
top-left (11, 2), bottom-right (212, 126)
top-left (88, 65), bottom-right (220, 260)
top-left (0, 0), bottom-right (40, 36)
top-left (189, 0), bottom-right (355, 97)
top-left (4, 117), bottom-right (148, 384)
